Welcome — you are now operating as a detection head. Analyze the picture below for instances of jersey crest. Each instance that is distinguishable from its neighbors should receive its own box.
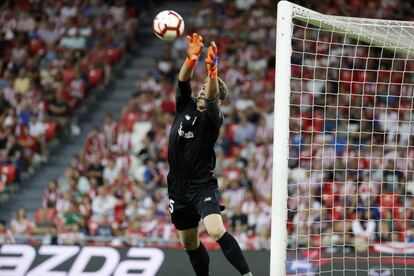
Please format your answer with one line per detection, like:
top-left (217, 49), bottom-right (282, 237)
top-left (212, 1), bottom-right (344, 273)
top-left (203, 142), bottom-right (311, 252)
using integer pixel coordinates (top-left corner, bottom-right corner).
top-left (178, 122), bottom-right (194, 139)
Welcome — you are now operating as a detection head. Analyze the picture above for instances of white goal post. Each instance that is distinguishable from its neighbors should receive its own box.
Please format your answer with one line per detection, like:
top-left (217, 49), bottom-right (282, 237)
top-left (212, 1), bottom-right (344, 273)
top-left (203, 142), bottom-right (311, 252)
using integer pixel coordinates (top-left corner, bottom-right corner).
top-left (272, 1), bottom-right (414, 275)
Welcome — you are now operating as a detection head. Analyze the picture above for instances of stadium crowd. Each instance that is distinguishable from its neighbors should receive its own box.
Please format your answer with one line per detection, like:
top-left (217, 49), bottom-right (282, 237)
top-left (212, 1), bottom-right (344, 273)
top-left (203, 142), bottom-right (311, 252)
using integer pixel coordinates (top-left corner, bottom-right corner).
top-left (2, 0), bottom-right (276, 250)
top-left (0, 0), bottom-right (137, 194)
top-left (2, 0), bottom-right (414, 253)
top-left (288, 0), bottom-right (414, 253)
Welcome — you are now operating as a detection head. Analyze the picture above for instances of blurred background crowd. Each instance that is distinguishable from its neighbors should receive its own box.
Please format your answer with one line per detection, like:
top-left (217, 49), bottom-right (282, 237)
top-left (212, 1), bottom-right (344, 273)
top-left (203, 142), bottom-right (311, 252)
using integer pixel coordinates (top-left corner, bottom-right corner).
top-left (0, 0), bottom-right (138, 190)
top-left (0, 0), bottom-right (276, 249)
top-left (1, 0), bottom-right (414, 254)
top-left (287, 0), bottom-right (414, 253)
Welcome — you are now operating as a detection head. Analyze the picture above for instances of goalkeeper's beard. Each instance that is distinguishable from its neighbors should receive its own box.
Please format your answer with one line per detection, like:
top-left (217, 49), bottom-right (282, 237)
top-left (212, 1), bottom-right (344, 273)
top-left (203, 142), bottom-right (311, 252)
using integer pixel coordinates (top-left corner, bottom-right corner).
top-left (196, 97), bottom-right (206, 110)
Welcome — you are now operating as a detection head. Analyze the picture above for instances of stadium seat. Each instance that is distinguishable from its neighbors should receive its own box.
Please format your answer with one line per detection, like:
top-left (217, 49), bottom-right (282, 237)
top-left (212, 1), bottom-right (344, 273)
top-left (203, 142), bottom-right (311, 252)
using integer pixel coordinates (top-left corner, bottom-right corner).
top-left (62, 68), bottom-right (76, 85)
top-left (0, 175), bottom-right (6, 192)
top-left (0, 165), bottom-right (16, 184)
top-left (44, 121), bottom-right (57, 141)
top-left (114, 200), bottom-right (125, 222)
top-left (378, 70), bottom-right (391, 82)
top-left (34, 208), bottom-right (56, 221)
top-left (225, 123), bottom-right (236, 142)
top-left (88, 68), bottom-right (104, 86)
top-left (88, 221), bottom-right (98, 236)
top-left (29, 39), bottom-right (45, 54)
top-left (107, 48), bottom-right (121, 65)
top-left (321, 182), bottom-right (335, 206)
top-left (379, 193), bottom-right (401, 208)
top-left (123, 111), bottom-right (140, 132)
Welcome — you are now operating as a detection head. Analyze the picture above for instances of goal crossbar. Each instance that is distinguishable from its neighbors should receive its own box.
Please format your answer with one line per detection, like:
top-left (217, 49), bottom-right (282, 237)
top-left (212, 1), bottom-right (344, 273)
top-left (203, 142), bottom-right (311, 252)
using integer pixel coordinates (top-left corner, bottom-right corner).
top-left (292, 3), bottom-right (414, 58)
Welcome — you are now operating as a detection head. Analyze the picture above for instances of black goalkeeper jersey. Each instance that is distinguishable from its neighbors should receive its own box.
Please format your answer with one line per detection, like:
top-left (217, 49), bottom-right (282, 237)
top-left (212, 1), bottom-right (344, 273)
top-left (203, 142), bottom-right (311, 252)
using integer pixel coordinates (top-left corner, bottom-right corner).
top-left (168, 80), bottom-right (223, 182)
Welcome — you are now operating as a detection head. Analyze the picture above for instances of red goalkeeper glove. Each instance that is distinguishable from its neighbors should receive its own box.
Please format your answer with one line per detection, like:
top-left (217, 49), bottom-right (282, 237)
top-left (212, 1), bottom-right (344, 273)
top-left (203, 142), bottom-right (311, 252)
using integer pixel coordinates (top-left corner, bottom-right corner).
top-left (205, 42), bottom-right (218, 80)
top-left (185, 33), bottom-right (203, 68)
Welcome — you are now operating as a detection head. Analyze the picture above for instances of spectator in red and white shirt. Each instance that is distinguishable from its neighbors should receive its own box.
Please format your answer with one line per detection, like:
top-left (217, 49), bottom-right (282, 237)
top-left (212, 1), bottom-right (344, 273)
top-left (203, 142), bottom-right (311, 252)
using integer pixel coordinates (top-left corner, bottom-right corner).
top-left (92, 187), bottom-right (118, 222)
top-left (222, 180), bottom-right (247, 211)
top-left (84, 127), bottom-right (105, 155)
top-left (352, 212), bottom-right (377, 251)
top-left (358, 176), bottom-right (379, 202)
top-left (95, 213), bottom-right (115, 237)
top-left (116, 124), bottom-right (131, 152)
top-left (10, 208), bottom-right (32, 239)
top-left (125, 219), bottom-right (144, 246)
top-left (43, 179), bottom-right (60, 208)
top-left (69, 69), bottom-right (86, 104)
top-left (56, 192), bottom-right (72, 218)
top-left (78, 195), bottom-right (93, 219)
top-left (0, 220), bottom-right (14, 244)
top-left (103, 114), bottom-right (118, 147)
top-left (103, 158), bottom-right (120, 185)
top-left (255, 117), bottom-right (272, 143)
top-left (241, 190), bottom-right (257, 219)
top-left (28, 114), bottom-right (46, 158)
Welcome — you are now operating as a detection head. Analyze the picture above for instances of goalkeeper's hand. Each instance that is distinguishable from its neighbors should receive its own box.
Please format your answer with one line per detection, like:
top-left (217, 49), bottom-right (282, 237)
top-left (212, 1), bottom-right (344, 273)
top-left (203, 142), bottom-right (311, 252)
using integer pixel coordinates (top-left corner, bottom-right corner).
top-left (205, 42), bottom-right (218, 79)
top-left (186, 33), bottom-right (203, 61)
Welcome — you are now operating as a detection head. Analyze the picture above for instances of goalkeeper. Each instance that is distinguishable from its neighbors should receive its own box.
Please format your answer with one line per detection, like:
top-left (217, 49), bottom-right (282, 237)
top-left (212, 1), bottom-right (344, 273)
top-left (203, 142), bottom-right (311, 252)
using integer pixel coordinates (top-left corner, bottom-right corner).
top-left (167, 33), bottom-right (253, 276)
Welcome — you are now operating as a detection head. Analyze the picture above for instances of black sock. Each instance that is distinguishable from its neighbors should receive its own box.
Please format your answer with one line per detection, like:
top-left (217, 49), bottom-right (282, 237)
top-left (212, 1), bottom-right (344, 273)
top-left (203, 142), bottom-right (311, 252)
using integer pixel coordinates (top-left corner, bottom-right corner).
top-left (216, 232), bottom-right (250, 275)
top-left (186, 242), bottom-right (210, 276)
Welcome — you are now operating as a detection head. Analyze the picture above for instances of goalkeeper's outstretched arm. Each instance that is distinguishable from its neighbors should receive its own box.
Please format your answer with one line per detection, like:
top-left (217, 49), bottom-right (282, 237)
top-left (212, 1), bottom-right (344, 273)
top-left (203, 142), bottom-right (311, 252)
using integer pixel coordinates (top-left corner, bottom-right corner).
top-left (178, 33), bottom-right (203, 82)
top-left (204, 41), bottom-right (219, 100)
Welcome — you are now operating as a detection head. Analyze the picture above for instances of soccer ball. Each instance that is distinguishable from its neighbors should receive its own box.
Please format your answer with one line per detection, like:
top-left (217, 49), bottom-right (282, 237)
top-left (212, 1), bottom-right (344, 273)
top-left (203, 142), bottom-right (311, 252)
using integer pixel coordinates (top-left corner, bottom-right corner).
top-left (153, 10), bottom-right (185, 41)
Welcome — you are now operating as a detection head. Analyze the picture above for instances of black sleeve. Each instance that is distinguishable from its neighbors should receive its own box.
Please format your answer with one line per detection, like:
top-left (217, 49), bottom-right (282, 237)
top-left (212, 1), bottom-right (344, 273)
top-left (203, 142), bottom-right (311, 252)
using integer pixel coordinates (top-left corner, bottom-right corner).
top-left (176, 80), bottom-right (192, 114)
top-left (205, 96), bottom-right (223, 129)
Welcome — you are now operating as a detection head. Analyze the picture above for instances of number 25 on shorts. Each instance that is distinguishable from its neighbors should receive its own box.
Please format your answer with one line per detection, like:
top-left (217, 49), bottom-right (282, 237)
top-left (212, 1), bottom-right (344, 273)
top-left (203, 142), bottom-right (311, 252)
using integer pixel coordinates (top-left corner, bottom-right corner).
top-left (169, 199), bottom-right (175, 213)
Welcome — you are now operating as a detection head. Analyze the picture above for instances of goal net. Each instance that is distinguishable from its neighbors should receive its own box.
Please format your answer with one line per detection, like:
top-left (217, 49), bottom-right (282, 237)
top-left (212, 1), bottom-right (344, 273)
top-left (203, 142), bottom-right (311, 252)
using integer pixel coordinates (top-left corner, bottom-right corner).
top-left (272, 1), bottom-right (414, 275)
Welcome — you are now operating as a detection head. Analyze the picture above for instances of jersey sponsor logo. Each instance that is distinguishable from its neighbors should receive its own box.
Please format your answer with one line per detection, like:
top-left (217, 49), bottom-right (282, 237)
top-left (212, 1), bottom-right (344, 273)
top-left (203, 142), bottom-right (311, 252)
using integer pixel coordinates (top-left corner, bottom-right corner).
top-left (178, 122), bottom-right (194, 139)
top-left (0, 245), bottom-right (164, 276)
top-left (204, 197), bottom-right (212, 202)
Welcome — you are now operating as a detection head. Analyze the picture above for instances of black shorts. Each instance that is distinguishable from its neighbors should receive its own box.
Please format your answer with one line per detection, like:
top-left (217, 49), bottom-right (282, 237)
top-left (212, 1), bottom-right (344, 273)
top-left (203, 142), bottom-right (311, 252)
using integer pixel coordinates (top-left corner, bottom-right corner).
top-left (167, 174), bottom-right (223, 231)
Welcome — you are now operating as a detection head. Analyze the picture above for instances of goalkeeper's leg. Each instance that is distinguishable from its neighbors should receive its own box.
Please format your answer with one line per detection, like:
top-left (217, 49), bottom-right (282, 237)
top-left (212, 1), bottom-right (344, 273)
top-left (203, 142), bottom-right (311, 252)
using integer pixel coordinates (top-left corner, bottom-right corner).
top-left (203, 213), bottom-right (252, 276)
top-left (179, 227), bottom-right (210, 276)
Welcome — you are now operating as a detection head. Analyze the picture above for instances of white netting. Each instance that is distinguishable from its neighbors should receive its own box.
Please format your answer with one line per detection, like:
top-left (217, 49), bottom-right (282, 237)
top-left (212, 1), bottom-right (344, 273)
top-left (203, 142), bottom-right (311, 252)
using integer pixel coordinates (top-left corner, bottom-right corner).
top-left (286, 6), bottom-right (414, 276)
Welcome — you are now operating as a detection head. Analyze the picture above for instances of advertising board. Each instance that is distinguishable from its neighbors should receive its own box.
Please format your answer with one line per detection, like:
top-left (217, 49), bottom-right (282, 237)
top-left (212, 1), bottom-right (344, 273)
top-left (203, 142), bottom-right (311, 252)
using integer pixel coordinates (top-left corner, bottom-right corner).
top-left (0, 245), bottom-right (270, 276)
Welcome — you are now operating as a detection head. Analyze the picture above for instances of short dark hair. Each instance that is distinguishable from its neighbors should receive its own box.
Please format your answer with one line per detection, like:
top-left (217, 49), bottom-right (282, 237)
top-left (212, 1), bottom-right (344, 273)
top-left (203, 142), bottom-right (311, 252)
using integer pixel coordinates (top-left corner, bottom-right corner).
top-left (218, 77), bottom-right (228, 101)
